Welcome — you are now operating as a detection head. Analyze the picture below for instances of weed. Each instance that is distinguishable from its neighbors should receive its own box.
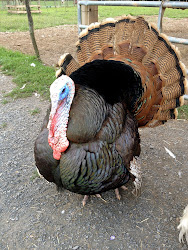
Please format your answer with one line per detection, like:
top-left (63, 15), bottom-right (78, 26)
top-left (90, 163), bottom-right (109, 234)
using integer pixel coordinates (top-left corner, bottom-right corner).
top-left (2, 99), bottom-right (9, 104)
top-left (30, 169), bottom-right (41, 181)
top-left (30, 108), bottom-right (40, 115)
top-left (0, 122), bottom-right (8, 129)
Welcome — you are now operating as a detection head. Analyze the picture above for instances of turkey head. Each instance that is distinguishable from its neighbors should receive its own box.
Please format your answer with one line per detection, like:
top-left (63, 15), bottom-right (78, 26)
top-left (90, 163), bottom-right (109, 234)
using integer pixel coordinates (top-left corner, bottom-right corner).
top-left (47, 75), bottom-right (75, 160)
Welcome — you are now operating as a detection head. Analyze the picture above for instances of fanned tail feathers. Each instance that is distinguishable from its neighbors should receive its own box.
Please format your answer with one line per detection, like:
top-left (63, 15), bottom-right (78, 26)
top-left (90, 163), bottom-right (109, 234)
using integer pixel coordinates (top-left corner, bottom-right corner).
top-left (56, 15), bottom-right (187, 127)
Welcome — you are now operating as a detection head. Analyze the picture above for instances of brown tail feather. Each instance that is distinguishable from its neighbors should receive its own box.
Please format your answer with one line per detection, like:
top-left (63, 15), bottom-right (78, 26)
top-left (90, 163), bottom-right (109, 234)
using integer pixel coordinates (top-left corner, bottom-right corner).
top-left (56, 16), bottom-right (187, 127)
top-left (57, 53), bottom-right (80, 77)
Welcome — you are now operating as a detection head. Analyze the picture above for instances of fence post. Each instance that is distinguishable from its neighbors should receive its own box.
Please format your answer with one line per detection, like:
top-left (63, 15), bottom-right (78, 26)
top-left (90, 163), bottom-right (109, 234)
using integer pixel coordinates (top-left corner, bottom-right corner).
top-left (158, 0), bottom-right (168, 32)
top-left (25, 0), bottom-right (40, 60)
top-left (81, 0), bottom-right (98, 26)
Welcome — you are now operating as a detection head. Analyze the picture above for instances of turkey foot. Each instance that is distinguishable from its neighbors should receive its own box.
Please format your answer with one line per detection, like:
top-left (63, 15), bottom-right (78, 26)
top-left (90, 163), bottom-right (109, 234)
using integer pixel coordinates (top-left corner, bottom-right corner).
top-left (115, 188), bottom-right (121, 200)
top-left (115, 185), bottom-right (128, 200)
top-left (82, 195), bottom-right (89, 206)
top-left (82, 194), bottom-right (107, 206)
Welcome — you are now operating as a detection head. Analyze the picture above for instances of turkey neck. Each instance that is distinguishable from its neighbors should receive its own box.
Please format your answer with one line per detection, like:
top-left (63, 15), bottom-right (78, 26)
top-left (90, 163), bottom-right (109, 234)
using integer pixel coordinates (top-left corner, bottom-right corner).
top-left (66, 85), bottom-right (108, 143)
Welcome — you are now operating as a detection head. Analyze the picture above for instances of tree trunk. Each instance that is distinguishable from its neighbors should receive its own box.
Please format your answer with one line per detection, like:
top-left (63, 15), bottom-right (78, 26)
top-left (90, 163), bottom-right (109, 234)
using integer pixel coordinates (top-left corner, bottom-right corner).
top-left (25, 0), bottom-right (40, 60)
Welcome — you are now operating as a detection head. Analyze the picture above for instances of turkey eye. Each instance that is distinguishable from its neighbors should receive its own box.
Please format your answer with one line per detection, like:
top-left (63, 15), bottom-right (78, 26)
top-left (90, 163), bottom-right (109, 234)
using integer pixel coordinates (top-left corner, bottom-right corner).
top-left (59, 86), bottom-right (67, 99)
top-left (61, 88), bottom-right (66, 94)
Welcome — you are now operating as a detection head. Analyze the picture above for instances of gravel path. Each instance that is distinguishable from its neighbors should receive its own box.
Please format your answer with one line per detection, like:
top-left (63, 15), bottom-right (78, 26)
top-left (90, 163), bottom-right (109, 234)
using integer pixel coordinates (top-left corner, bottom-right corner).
top-left (0, 72), bottom-right (188, 249)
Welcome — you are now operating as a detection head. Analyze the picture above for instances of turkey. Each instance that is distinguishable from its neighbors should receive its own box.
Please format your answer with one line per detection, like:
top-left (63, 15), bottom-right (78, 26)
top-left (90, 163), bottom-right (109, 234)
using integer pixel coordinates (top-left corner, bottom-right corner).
top-left (34, 16), bottom-right (187, 205)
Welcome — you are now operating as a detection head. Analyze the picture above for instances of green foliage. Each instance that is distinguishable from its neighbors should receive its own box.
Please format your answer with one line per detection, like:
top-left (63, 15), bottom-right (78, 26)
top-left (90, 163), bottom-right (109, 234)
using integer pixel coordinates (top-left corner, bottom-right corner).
top-left (0, 47), bottom-right (55, 99)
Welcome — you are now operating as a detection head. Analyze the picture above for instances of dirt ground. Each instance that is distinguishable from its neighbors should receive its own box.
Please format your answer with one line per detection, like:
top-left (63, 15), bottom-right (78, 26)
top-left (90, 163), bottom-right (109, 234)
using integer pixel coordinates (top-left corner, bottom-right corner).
top-left (0, 17), bottom-right (188, 68)
top-left (0, 16), bottom-right (188, 249)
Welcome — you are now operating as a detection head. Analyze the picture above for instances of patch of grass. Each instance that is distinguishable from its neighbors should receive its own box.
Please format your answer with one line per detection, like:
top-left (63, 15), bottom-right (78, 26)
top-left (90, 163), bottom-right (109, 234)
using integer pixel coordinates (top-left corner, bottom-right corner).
top-left (30, 107), bottom-right (40, 115)
top-left (178, 102), bottom-right (188, 120)
top-left (0, 6), bottom-right (187, 32)
top-left (0, 122), bottom-right (8, 129)
top-left (30, 169), bottom-right (41, 181)
top-left (1, 99), bottom-right (9, 104)
top-left (0, 47), bottom-right (55, 99)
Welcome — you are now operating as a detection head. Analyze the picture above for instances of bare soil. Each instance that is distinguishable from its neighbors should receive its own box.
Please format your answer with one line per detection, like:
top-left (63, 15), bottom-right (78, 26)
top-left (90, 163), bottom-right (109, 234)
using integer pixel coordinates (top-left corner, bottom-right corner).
top-left (0, 16), bottom-right (188, 249)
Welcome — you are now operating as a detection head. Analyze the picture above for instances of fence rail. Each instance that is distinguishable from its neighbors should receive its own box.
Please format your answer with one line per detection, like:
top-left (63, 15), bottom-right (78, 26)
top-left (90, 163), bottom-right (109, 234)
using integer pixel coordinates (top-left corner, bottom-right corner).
top-left (78, 0), bottom-right (188, 7)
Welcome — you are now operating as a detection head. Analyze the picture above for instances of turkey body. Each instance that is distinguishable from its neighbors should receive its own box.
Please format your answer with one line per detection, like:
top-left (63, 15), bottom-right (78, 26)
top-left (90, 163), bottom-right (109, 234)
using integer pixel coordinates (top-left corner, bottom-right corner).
top-left (34, 15), bottom-right (187, 199)
top-left (35, 60), bottom-right (141, 195)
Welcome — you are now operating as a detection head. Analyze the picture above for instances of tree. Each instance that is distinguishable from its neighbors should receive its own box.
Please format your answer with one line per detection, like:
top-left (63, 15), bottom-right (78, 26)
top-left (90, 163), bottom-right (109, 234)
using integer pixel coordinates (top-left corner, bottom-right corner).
top-left (25, 0), bottom-right (40, 60)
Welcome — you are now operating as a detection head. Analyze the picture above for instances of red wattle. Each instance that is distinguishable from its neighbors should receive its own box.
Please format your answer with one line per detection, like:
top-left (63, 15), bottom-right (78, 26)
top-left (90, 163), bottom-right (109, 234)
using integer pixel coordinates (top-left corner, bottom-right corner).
top-left (53, 150), bottom-right (62, 160)
top-left (52, 141), bottom-right (69, 160)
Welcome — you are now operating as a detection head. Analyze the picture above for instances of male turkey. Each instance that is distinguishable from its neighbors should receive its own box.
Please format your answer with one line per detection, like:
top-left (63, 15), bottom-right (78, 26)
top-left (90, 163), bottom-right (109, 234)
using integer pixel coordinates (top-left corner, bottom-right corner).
top-left (34, 16), bottom-right (187, 206)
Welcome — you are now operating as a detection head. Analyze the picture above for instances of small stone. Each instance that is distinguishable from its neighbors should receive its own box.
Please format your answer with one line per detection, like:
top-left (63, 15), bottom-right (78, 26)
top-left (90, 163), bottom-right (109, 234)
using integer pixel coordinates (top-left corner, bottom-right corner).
top-left (110, 235), bottom-right (115, 240)
top-left (72, 246), bottom-right (79, 250)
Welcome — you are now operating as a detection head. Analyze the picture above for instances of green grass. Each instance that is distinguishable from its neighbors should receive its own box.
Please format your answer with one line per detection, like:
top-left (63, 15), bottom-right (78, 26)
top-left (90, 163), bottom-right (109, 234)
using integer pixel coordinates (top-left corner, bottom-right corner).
top-left (0, 47), bottom-right (55, 99)
top-left (29, 107), bottom-right (40, 115)
top-left (0, 7), bottom-right (77, 32)
top-left (99, 6), bottom-right (159, 20)
top-left (30, 169), bottom-right (41, 181)
top-left (0, 122), bottom-right (8, 129)
top-left (178, 102), bottom-right (188, 120)
top-left (0, 6), bottom-right (187, 32)
top-left (1, 99), bottom-right (9, 104)
top-left (99, 6), bottom-right (188, 20)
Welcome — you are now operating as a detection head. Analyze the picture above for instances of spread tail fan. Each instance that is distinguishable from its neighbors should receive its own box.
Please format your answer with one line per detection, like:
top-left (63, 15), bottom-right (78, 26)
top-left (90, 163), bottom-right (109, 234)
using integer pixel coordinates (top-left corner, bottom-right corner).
top-left (56, 15), bottom-right (187, 127)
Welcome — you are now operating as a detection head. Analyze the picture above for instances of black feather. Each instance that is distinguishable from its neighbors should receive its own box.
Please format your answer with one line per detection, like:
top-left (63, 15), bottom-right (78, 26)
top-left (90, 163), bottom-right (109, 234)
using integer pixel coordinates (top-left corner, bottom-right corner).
top-left (70, 59), bottom-right (143, 110)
